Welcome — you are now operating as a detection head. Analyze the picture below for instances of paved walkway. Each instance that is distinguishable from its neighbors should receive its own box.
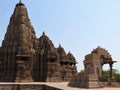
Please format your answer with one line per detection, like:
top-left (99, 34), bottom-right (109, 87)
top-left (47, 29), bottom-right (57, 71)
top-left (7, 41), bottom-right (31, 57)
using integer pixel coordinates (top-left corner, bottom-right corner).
top-left (0, 82), bottom-right (120, 90)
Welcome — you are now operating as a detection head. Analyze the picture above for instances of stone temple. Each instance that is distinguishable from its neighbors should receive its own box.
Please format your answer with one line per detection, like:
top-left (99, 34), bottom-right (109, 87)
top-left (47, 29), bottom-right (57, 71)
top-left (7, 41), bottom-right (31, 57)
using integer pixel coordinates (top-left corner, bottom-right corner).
top-left (69, 46), bottom-right (118, 88)
top-left (0, 1), bottom-right (77, 82)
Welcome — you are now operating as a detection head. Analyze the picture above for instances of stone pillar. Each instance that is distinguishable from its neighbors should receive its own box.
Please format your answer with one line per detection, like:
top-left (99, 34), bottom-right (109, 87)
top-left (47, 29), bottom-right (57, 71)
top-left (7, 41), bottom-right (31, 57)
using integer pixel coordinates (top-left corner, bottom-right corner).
top-left (109, 63), bottom-right (113, 81)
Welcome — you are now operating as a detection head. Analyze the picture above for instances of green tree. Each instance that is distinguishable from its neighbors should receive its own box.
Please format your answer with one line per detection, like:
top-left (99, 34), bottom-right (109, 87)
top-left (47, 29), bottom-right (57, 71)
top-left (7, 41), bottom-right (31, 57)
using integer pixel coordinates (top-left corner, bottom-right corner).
top-left (102, 69), bottom-right (120, 83)
top-left (79, 70), bottom-right (85, 74)
top-left (102, 70), bottom-right (110, 79)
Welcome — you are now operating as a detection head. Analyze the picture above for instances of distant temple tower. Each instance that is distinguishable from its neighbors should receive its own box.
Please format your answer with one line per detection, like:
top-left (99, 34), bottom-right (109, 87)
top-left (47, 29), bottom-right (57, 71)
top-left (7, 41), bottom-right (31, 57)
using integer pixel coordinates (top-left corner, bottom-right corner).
top-left (0, 1), bottom-right (77, 82)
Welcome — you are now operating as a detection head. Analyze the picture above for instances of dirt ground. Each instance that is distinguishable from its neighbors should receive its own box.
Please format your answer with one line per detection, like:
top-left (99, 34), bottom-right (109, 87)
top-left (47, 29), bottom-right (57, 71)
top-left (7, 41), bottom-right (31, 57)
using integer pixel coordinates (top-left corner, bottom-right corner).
top-left (0, 82), bottom-right (120, 90)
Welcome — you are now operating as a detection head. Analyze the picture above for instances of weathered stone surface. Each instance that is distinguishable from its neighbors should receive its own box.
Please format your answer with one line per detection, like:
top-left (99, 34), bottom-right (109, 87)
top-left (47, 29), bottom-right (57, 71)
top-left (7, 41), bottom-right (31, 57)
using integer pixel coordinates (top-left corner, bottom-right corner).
top-left (69, 74), bottom-right (103, 88)
top-left (0, 2), bottom-right (77, 82)
top-left (57, 45), bottom-right (77, 81)
top-left (33, 32), bottom-right (61, 82)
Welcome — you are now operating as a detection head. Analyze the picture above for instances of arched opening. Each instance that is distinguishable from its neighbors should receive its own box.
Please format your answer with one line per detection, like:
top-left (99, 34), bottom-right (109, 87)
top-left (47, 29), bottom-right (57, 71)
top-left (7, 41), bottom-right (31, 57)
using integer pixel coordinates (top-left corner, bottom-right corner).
top-left (102, 64), bottom-right (109, 71)
top-left (100, 64), bottom-right (110, 81)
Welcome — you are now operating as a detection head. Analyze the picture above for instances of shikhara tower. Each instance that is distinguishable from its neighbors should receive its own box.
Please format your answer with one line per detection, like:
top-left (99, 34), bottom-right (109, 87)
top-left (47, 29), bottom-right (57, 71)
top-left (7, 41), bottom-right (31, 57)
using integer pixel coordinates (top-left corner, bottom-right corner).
top-left (0, 1), bottom-right (77, 82)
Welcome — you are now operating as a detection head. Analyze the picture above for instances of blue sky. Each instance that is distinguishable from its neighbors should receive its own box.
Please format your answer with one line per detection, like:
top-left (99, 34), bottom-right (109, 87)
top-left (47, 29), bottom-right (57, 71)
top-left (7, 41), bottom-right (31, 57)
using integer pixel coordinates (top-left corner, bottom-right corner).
top-left (0, 0), bottom-right (120, 72)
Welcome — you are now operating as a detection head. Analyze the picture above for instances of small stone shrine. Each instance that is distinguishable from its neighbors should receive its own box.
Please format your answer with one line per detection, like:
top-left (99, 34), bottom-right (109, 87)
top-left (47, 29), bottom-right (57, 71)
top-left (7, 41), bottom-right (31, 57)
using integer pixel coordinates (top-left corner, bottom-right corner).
top-left (0, 1), bottom-right (77, 82)
top-left (69, 46), bottom-right (118, 88)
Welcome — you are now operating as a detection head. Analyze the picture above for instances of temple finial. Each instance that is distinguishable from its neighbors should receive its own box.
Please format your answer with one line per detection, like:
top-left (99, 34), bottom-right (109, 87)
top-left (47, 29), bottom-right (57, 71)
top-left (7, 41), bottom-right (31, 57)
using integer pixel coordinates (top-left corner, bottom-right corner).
top-left (59, 44), bottom-right (61, 48)
top-left (68, 51), bottom-right (71, 54)
top-left (42, 31), bottom-right (45, 35)
top-left (19, 0), bottom-right (22, 3)
top-left (97, 46), bottom-right (100, 48)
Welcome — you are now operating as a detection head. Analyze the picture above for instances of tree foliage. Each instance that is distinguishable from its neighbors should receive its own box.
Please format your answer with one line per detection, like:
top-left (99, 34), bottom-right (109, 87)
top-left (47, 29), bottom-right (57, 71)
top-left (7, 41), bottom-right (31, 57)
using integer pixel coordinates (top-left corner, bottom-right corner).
top-left (79, 70), bottom-right (85, 74)
top-left (102, 69), bottom-right (120, 83)
top-left (114, 73), bottom-right (120, 83)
